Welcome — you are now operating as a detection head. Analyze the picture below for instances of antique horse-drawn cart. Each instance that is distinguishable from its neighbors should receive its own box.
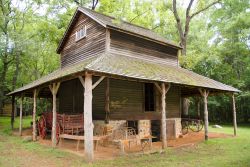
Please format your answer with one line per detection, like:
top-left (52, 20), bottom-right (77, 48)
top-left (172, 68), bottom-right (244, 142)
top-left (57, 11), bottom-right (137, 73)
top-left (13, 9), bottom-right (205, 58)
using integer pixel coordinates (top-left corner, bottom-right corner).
top-left (37, 112), bottom-right (84, 143)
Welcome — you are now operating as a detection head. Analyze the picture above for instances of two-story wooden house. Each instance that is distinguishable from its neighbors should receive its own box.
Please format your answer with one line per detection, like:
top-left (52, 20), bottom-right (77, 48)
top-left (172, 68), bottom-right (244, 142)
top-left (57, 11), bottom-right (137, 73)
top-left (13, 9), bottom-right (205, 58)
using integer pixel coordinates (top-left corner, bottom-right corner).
top-left (8, 7), bottom-right (239, 162)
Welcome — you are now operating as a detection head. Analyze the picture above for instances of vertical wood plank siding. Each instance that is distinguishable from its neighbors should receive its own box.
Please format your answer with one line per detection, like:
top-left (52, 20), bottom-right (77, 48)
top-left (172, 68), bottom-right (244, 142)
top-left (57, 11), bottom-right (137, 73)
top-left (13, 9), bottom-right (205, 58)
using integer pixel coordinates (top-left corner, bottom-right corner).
top-left (109, 30), bottom-right (179, 66)
top-left (166, 86), bottom-right (181, 118)
top-left (60, 13), bottom-right (106, 68)
top-left (58, 78), bottom-right (181, 120)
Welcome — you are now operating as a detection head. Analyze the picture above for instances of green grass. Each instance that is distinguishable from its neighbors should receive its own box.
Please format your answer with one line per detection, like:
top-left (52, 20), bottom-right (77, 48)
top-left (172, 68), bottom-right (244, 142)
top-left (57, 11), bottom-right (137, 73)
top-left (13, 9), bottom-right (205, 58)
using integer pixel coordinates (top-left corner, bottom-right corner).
top-left (0, 117), bottom-right (250, 167)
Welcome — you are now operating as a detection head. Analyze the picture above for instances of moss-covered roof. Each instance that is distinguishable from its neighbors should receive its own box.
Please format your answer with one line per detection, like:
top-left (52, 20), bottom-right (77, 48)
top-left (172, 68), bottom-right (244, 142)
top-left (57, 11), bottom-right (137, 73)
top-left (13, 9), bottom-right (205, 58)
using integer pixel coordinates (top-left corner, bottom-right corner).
top-left (8, 52), bottom-right (239, 96)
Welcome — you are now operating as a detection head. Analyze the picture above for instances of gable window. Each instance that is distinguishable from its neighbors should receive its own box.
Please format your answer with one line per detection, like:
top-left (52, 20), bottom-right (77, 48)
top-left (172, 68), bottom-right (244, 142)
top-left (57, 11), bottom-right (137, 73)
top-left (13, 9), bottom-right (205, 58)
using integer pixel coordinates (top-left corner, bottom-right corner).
top-left (144, 83), bottom-right (155, 112)
top-left (75, 25), bottom-right (87, 41)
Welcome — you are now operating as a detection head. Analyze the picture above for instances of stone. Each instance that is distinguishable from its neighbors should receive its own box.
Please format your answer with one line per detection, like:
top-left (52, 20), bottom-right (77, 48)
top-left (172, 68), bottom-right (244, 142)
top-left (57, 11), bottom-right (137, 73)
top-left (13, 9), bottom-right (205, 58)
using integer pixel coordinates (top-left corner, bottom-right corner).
top-left (22, 136), bottom-right (32, 142)
top-left (212, 125), bottom-right (223, 129)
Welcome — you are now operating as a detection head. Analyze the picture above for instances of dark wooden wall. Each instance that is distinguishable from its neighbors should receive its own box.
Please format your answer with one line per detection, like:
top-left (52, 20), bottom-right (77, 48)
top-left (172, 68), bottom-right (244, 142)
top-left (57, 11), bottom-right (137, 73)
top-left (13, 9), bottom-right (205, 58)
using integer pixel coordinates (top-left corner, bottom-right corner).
top-left (60, 13), bottom-right (106, 68)
top-left (58, 77), bottom-right (181, 120)
top-left (109, 30), bottom-right (179, 66)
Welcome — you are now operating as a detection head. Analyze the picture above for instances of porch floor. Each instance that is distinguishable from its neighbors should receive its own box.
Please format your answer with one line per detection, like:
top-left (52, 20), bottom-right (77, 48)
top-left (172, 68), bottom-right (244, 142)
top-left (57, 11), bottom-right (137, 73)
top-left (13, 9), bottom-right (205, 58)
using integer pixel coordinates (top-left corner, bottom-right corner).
top-left (19, 128), bottom-right (233, 160)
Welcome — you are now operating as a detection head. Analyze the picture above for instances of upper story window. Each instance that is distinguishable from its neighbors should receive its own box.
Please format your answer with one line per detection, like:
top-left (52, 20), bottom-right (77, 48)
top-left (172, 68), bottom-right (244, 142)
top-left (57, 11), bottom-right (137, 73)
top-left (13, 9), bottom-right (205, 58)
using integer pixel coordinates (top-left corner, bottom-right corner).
top-left (75, 25), bottom-right (87, 41)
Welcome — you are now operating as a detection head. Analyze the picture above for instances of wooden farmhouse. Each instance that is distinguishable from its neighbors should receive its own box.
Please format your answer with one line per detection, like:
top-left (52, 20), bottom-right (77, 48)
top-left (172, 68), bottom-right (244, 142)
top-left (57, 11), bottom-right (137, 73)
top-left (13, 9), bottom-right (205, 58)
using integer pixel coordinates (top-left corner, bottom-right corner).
top-left (8, 7), bottom-right (239, 162)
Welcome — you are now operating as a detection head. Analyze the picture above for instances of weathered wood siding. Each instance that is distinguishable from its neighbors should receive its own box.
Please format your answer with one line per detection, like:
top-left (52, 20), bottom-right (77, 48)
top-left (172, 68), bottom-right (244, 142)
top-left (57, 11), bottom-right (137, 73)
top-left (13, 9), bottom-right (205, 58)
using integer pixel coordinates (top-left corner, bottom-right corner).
top-left (166, 86), bottom-right (181, 118)
top-left (58, 77), bottom-right (106, 115)
top-left (109, 30), bottom-right (179, 66)
top-left (58, 78), bottom-right (180, 120)
top-left (58, 79), bottom-right (84, 114)
top-left (108, 79), bottom-right (144, 120)
top-left (60, 13), bottom-right (106, 68)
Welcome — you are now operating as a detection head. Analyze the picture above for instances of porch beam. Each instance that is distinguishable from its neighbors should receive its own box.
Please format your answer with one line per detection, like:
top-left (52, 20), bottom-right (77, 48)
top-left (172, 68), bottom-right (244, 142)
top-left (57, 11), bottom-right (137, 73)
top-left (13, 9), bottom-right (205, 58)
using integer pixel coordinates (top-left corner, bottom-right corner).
top-left (92, 76), bottom-right (105, 90)
top-left (161, 83), bottom-right (170, 149)
top-left (199, 88), bottom-right (209, 140)
top-left (84, 73), bottom-right (94, 162)
top-left (78, 76), bottom-right (85, 88)
top-left (232, 93), bottom-right (237, 136)
top-left (32, 89), bottom-right (39, 141)
top-left (154, 83), bottom-right (162, 94)
top-left (19, 94), bottom-right (24, 136)
top-left (49, 82), bottom-right (61, 147)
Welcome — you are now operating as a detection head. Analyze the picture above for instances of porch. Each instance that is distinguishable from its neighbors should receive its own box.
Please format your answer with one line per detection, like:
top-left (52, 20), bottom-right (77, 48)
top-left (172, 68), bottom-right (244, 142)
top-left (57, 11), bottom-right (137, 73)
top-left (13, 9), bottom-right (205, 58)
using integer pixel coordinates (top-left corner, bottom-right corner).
top-left (17, 127), bottom-right (233, 160)
top-left (8, 53), bottom-right (239, 162)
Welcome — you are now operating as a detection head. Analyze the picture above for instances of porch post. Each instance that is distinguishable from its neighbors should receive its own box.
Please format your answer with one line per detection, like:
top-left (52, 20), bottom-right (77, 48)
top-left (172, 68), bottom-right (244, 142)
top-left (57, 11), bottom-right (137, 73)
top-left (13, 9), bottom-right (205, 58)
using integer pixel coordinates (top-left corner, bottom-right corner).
top-left (161, 83), bottom-right (167, 149)
top-left (160, 83), bottom-right (170, 149)
top-left (19, 95), bottom-right (23, 136)
top-left (105, 78), bottom-right (110, 123)
top-left (11, 96), bottom-right (15, 130)
top-left (84, 73), bottom-right (94, 162)
top-left (49, 82), bottom-right (60, 147)
top-left (232, 93), bottom-right (237, 136)
top-left (199, 89), bottom-right (209, 140)
top-left (32, 89), bottom-right (38, 141)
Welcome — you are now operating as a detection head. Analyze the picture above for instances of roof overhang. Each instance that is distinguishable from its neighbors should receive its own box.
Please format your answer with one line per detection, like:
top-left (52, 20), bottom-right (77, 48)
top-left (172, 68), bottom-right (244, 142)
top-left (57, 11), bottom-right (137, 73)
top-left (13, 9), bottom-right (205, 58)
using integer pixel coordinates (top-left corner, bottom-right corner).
top-left (8, 53), bottom-right (240, 97)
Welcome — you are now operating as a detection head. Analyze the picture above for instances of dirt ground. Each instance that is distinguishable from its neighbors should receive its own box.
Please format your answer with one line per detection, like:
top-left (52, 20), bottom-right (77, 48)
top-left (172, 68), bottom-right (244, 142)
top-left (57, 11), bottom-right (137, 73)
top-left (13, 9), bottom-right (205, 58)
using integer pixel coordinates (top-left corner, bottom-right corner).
top-left (16, 128), bottom-right (233, 160)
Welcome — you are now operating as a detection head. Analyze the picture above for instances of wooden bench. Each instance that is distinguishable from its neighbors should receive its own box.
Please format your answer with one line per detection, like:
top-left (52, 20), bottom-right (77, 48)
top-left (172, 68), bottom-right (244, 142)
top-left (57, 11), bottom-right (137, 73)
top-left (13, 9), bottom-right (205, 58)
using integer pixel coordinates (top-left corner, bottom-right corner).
top-left (59, 134), bottom-right (107, 151)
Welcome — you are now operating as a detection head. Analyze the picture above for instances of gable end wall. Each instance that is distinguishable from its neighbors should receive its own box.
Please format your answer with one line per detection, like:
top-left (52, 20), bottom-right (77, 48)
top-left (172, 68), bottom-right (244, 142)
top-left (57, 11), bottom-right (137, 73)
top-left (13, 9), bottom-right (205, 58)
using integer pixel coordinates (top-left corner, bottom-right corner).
top-left (60, 13), bottom-right (106, 68)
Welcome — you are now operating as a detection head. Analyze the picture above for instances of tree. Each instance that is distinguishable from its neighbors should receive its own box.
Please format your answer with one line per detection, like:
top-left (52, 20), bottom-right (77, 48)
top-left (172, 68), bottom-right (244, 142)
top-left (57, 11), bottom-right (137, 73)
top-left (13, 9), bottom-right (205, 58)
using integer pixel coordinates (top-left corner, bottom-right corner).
top-left (171, 0), bottom-right (221, 56)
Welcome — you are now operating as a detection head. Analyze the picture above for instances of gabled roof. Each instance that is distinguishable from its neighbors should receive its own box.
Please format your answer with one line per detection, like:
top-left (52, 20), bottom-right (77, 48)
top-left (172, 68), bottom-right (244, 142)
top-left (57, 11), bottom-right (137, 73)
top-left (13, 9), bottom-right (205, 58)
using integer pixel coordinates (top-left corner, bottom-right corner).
top-left (56, 7), bottom-right (181, 54)
top-left (8, 52), bottom-right (239, 96)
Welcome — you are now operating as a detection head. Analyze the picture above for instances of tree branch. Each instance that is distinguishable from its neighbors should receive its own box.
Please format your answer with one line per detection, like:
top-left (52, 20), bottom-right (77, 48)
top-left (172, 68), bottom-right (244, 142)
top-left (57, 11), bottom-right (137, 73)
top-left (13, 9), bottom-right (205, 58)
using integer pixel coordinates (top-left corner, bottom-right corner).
top-left (186, 0), bottom-right (194, 18)
top-left (190, 0), bottom-right (221, 19)
top-left (184, 0), bottom-right (195, 38)
top-left (172, 0), bottom-right (184, 40)
top-left (129, 10), bottom-right (150, 23)
top-left (92, 0), bottom-right (98, 10)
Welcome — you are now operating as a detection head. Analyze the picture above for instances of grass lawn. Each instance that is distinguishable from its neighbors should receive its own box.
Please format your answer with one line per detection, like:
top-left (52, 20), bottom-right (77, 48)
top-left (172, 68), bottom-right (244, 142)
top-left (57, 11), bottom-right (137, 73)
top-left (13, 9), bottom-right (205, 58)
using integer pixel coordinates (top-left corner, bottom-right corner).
top-left (0, 116), bottom-right (250, 167)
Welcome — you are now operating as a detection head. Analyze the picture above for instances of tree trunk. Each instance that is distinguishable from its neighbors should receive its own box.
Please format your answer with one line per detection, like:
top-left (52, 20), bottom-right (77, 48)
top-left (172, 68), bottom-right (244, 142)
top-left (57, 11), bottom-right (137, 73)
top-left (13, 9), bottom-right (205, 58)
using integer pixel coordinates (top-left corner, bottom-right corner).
top-left (12, 52), bottom-right (21, 91)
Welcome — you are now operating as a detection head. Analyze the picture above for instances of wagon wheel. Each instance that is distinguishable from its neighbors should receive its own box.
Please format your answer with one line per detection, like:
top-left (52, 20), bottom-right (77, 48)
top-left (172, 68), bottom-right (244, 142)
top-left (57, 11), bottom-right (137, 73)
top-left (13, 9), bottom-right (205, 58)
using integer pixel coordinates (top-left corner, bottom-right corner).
top-left (38, 116), bottom-right (47, 139)
top-left (56, 122), bottom-right (61, 145)
top-left (189, 120), bottom-right (204, 132)
top-left (181, 120), bottom-right (189, 135)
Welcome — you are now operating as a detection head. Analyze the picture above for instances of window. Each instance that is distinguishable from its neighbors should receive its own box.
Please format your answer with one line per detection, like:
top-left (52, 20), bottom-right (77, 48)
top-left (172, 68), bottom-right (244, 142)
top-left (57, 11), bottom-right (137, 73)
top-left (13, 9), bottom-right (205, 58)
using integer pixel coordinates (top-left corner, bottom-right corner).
top-left (144, 83), bottom-right (155, 112)
top-left (75, 25), bottom-right (87, 41)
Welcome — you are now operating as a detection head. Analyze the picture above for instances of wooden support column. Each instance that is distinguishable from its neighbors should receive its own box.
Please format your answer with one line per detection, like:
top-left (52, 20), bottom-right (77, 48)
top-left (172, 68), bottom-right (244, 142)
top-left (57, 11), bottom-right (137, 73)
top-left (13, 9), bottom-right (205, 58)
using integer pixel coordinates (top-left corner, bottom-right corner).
top-left (32, 89), bottom-right (39, 141)
top-left (155, 82), bottom-right (170, 149)
top-left (161, 83), bottom-right (167, 149)
top-left (19, 95), bottom-right (24, 136)
top-left (11, 96), bottom-right (15, 130)
top-left (79, 74), bottom-right (105, 162)
top-left (232, 93), bottom-right (237, 136)
top-left (199, 89), bottom-right (209, 140)
top-left (84, 73), bottom-right (94, 162)
top-left (49, 82), bottom-right (60, 147)
top-left (105, 78), bottom-right (110, 124)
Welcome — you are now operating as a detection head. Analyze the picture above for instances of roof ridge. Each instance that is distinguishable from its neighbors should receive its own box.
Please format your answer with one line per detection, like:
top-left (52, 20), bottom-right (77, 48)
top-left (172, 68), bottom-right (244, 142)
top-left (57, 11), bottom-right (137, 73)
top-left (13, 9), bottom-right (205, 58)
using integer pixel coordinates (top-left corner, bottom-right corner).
top-left (78, 6), bottom-right (181, 48)
top-left (79, 6), bottom-right (154, 31)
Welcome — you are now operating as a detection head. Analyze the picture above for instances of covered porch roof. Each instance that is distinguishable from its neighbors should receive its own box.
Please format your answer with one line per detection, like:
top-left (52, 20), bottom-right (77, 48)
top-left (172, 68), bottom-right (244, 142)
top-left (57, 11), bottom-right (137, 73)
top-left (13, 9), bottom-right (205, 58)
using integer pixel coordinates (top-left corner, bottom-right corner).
top-left (8, 52), bottom-right (239, 97)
